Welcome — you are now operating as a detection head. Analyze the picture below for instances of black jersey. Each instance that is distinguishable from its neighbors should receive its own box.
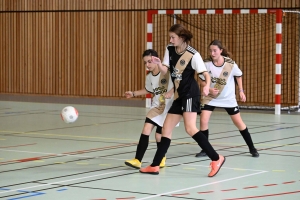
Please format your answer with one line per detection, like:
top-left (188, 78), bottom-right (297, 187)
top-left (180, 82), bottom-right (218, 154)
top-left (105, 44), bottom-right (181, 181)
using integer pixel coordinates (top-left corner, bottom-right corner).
top-left (162, 45), bottom-right (207, 99)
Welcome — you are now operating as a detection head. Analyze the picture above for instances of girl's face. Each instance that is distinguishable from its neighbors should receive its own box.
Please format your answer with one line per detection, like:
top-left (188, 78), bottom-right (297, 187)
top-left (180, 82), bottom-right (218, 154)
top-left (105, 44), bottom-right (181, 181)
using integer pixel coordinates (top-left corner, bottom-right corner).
top-left (169, 32), bottom-right (183, 47)
top-left (143, 55), bottom-right (156, 71)
top-left (209, 45), bottom-right (223, 61)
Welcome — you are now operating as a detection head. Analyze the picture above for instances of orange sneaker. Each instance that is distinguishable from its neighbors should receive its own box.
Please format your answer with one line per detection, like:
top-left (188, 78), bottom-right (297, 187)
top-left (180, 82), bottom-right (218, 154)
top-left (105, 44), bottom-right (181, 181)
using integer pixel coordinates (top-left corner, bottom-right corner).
top-left (139, 165), bottom-right (159, 175)
top-left (208, 155), bottom-right (225, 177)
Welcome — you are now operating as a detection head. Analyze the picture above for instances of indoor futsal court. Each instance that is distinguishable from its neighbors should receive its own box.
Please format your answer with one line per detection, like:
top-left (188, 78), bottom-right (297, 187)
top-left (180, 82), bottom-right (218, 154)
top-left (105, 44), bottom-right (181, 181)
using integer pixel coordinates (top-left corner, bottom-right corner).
top-left (0, 98), bottom-right (300, 200)
top-left (1, 0), bottom-right (300, 199)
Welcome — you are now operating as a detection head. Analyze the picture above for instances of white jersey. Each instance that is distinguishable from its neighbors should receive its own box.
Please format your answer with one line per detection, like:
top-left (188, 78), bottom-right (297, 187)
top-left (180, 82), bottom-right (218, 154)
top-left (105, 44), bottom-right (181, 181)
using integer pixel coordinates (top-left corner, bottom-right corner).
top-left (145, 71), bottom-right (174, 127)
top-left (204, 58), bottom-right (242, 107)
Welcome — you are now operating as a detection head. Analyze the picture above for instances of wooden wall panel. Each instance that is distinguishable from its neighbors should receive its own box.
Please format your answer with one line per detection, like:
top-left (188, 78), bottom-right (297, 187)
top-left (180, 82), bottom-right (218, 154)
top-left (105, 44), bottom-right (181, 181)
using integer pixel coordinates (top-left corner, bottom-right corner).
top-left (0, 2), bottom-right (299, 108)
top-left (0, 0), bottom-right (299, 11)
top-left (0, 11), bottom-right (147, 97)
top-left (282, 12), bottom-right (300, 106)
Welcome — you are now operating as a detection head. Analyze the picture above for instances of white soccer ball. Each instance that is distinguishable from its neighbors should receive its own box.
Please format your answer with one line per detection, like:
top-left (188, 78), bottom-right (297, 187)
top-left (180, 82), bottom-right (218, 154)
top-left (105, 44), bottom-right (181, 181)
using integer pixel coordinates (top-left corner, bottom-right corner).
top-left (61, 106), bottom-right (78, 123)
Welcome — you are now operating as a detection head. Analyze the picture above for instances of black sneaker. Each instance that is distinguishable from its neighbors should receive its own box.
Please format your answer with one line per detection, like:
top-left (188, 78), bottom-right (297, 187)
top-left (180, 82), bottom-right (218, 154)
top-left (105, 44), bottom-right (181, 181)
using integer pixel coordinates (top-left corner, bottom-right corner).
top-left (195, 150), bottom-right (207, 157)
top-left (250, 148), bottom-right (259, 157)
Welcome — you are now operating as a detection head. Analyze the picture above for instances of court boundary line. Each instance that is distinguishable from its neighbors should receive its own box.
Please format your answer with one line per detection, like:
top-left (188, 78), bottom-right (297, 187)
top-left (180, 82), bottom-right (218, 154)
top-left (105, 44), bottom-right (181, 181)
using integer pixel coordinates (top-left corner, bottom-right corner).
top-left (135, 171), bottom-right (267, 200)
top-left (0, 170), bottom-right (126, 195)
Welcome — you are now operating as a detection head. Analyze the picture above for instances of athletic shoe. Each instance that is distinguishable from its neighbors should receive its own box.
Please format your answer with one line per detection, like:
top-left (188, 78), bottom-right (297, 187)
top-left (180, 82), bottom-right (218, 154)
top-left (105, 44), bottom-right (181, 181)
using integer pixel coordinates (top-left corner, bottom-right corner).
top-left (139, 165), bottom-right (159, 175)
top-left (250, 148), bottom-right (259, 157)
top-left (195, 150), bottom-right (207, 157)
top-left (208, 155), bottom-right (225, 177)
top-left (159, 157), bottom-right (166, 168)
top-left (125, 158), bottom-right (141, 169)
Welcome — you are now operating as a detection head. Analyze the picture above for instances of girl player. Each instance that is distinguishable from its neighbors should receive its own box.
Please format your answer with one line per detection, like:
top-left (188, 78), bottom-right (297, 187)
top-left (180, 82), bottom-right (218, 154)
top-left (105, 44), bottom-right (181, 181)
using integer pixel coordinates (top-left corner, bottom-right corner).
top-left (139, 24), bottom-right (225, 177)
top-left (124, 49), bottom-right (175, 169)
top-left (195, 40), bottom-right (259, 158)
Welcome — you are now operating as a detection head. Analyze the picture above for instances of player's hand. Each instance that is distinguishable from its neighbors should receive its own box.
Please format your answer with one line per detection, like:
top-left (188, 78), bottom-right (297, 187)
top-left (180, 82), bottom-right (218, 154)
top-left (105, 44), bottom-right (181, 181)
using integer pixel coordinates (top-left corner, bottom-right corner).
top-left (210, 88), bottom-right (220, 97)
top-left (202, 85), bottom-right (210, 96)
top-left (239, 91), bottom-right (246, 102)
top-left (151, 56), bottom-right (161, 64)
top-left (124, 91), bottom-right (133, 98)
top-left (164, 90), bottom-right (173, 99)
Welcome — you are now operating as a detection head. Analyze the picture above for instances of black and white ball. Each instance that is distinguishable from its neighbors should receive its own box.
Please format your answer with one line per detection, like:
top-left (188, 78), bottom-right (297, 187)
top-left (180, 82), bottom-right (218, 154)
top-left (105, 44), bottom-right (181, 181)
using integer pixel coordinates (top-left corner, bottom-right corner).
top-left (61, 106), bottom-right (78, 123)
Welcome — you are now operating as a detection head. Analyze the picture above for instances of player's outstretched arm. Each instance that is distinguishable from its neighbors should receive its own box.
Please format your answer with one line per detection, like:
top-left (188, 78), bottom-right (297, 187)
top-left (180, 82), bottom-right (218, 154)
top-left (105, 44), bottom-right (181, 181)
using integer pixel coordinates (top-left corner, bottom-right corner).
top-left (124, 88), bottom-right (149, 98)
top-left (151, 56), bottom-right (168, 75)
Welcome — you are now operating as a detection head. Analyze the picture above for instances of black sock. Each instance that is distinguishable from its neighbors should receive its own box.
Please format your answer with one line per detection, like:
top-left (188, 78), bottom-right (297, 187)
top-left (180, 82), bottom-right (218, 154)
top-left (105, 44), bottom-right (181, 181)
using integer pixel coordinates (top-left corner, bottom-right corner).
top-left (192, 131), bottom-right (219, 161)
top-left (156, 142), bottom-right (160, 148)
top-left (151, 137), bottom-right (171, 166)
top-left (135, 134), bottom-right (149, 162)
top-left (201, 129), bottom-right (209, 139)
top-left (239, 127), bottom-right (255, 150)
top-left (157, 141), bottom-right (166, 157)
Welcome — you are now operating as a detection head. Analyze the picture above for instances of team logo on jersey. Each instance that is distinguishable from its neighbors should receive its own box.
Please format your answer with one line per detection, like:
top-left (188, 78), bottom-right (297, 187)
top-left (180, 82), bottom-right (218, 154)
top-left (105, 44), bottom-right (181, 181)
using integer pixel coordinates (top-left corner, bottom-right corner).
top-left (161, 78), bottom-right (167, 85)
top-left (180, 59), bottom-right (185, 66)
top-left (223, 71), bottom-right (228, 77)
top-left (171, 66), bottom-right (182, 80)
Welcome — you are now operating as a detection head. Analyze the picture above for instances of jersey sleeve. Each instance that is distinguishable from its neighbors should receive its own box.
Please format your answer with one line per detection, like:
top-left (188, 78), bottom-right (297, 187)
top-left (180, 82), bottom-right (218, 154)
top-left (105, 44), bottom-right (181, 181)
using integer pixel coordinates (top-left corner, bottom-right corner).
top-left (162, 46), bottom-right (170, 68)
top-left (192, 52), bottom-right (207, 74)
top-left (145, 74), bottom-right (153, 93)
top-left (232, 63), bottom-right (243, 77)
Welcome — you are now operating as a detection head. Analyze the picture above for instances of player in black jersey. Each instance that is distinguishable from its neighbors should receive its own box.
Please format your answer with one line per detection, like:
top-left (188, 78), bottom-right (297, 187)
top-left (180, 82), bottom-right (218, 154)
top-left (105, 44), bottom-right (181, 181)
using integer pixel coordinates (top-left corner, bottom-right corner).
top-left (139, 24), bottom-right (225, 177)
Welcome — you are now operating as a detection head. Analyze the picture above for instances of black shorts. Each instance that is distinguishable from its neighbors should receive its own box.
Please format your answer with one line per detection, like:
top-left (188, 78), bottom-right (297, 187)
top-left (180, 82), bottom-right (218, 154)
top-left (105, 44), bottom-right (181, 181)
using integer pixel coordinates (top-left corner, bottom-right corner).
top-left (168, 96), bottom-right (201, 115)
top-left (145, 117), bottom-right (162, 134)
top-left (201, 104), bottom-right (240, 115)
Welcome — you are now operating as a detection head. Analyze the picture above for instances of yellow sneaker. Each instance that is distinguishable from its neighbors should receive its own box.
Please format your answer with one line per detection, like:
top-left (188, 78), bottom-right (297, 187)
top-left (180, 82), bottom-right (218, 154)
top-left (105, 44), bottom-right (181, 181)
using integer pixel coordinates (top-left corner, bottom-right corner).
top-left (159, 157), bottom-right (166, 168)
top-left (125, 158), bottom-right (141, 169)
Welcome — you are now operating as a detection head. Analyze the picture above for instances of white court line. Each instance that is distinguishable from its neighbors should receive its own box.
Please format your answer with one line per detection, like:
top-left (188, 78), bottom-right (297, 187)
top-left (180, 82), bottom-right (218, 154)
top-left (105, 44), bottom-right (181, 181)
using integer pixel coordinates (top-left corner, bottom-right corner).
top-left (136, 171), bottom-right (268, 200)
top-left (0, 170), bottom-right (126, 194)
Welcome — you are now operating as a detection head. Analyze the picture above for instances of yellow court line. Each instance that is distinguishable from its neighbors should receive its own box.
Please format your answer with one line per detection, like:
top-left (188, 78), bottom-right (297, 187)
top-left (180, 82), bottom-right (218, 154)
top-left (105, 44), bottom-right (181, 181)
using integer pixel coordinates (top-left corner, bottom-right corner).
top-left (76, 162), bottom-right (89, 165)
top-left (99, 164), bottom-right (111, 166)
top-left (272, 170), bottom-right (285, 172)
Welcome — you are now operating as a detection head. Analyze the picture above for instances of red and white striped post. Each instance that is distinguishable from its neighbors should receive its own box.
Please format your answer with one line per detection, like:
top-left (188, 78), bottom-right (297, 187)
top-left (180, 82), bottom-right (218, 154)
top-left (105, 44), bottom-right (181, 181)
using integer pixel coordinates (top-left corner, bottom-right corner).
top-left (146, 10), bottom-right (159, 108)
top-left (147, 9), bottom-right (283, 114)
top-left (275, 9), bottom-right (283, 115)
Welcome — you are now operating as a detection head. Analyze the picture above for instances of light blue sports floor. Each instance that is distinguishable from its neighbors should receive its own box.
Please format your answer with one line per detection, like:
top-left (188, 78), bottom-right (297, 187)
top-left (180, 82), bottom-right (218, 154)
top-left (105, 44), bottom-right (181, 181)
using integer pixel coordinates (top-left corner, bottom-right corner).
top-left (0, 98), bottom-right (300, 200)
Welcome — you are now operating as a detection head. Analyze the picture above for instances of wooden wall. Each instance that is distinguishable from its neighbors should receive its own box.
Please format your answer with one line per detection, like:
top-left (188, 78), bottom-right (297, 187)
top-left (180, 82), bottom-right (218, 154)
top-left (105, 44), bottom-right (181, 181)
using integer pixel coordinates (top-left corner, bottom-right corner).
top-left (0, 0), bottom-right (299, 11)
top-left (0, 11), bottom-right (146, 96)
top-left (0, 0), bottom-right (299, 107)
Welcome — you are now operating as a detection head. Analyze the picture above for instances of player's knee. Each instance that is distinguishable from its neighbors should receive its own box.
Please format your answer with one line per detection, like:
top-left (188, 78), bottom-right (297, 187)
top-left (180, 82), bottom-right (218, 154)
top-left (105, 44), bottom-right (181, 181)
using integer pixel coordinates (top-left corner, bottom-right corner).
top-left (184, 126), bottom-right (197, 136)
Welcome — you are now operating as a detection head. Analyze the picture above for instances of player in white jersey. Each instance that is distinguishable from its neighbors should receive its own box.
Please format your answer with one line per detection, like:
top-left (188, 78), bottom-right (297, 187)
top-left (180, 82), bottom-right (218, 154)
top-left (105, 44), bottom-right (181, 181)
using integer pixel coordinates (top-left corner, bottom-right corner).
top-left (196, 40), bottom-right (259, 158)
top-left (124, 49), bottom-right (175, 169)
top-left (140, 24), bottom-right (225, 177)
